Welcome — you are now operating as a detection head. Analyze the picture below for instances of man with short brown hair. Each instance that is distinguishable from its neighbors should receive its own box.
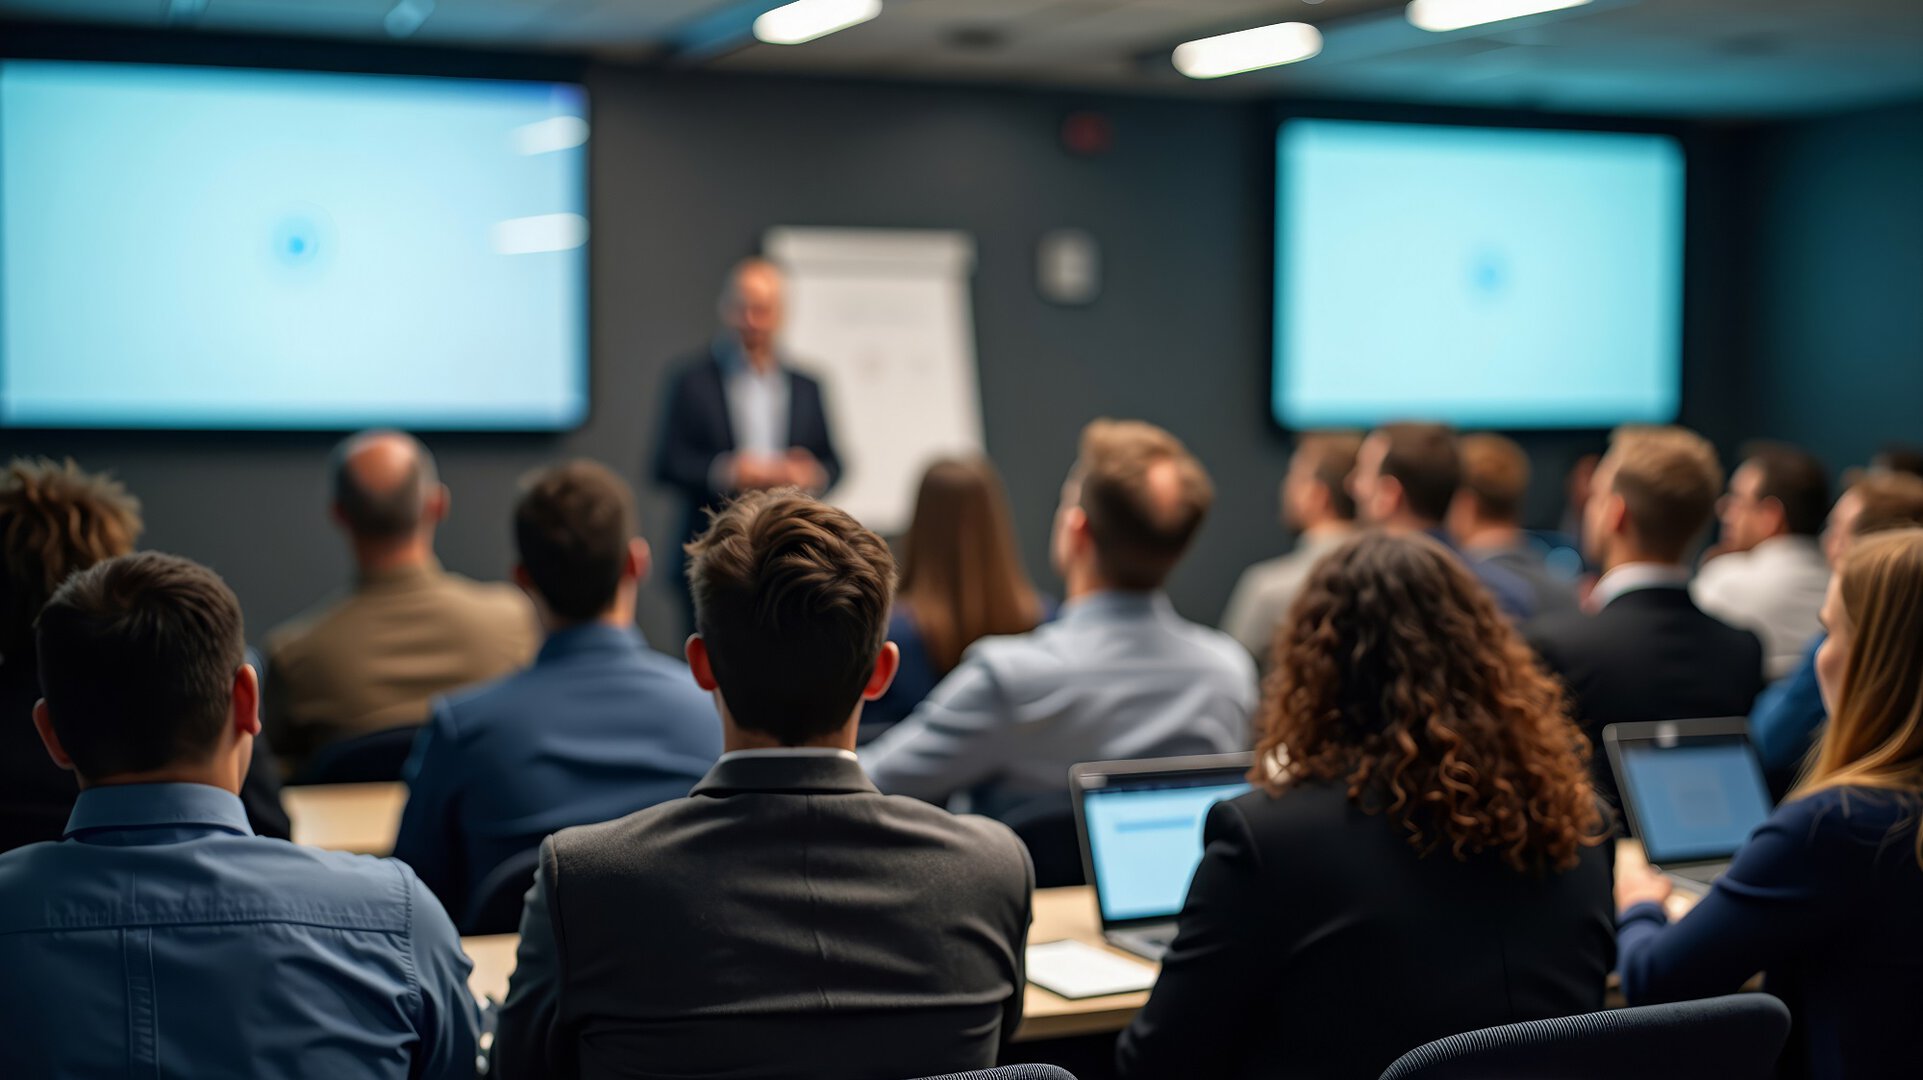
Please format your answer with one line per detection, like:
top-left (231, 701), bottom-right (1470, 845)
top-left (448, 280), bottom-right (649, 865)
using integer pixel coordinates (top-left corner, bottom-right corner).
top-left (391, 460), bottom-right (718, 930)
top-left (1221, 431), bottom-right (1362, 659)
top-left (0, 552), bottom-right (479, 1079)
top-left (1350, 421), bottom-right (1536, 617)
top-left (493, 489), bottom-right (1029, 1080)
top-left (1447, 433), bottom-right (1580, 618)
top-left (865, 419), bottom-right (1256, 819)
top-left (1526, 425), bottom-right (1765, 804)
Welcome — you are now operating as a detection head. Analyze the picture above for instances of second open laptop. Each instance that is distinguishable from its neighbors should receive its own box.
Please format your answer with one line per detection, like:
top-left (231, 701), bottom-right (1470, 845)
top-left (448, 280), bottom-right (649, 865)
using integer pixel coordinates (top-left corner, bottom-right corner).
top-left (1604, 717), bottom-right (1775, 893)
top-left (1069, 752), bottom-right (1255, 963)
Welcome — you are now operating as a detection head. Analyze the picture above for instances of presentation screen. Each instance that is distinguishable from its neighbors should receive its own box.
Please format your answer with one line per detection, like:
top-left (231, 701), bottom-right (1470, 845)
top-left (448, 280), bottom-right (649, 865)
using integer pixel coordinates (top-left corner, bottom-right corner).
top-left (1274, 119), bottom-right (1684, 430)
top-left (0, 61), bottom-right (588, 430)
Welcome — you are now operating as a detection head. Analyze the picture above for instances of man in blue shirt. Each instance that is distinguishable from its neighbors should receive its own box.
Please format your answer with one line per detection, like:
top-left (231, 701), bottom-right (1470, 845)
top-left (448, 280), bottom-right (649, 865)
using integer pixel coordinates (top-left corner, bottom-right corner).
top-left (394, 460), bottom-right (721, 931)
top-left (0, 552), bottom-right (479, 1079)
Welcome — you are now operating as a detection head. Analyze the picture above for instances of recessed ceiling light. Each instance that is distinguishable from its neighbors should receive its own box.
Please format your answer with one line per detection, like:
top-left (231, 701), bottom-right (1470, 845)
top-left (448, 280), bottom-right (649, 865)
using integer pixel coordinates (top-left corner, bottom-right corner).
top-left (1173, 22), bottom-right (1323, 80)
top-left (753, 0), bottom-right (883, 46)
top-left (1406, 0), bottom-right (1592, 33)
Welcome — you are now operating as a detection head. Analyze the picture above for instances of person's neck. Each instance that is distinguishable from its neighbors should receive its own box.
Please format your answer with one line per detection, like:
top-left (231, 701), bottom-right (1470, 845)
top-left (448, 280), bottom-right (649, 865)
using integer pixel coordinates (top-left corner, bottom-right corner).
top-left (723, 725), bottom-right (857, 754)
top-left (1458, 521), bottom-right (1523, 552)
top-left (1063, 562), bottom-right (1126, 602)
top-left (743, 345), bottom-right (777, 375)
top-left (80, 761), bottom-right (240, 796)
top-left (353, 535), bottom-right (434, 577)
top-left (1382, 513), bottom-right (1441, 536)
top-left (1297, 519), bottom-right (1355, 542)
top-left (1602, 547), bottom-right (1684, 576)
top-left (540, 593), bottom-right (638, 637)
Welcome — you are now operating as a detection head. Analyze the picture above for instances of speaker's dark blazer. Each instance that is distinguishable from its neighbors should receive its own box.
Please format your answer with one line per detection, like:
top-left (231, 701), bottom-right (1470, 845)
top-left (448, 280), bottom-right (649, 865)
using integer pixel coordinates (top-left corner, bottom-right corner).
top-left (491, 752), bottom-right (1032, 1080)
top-left (1525, 585), bottom-right (1766, 806)
top-left (1116, 781), bottom-right (1616, 1080)
top-left (651, 348), bottom-right (842, 555)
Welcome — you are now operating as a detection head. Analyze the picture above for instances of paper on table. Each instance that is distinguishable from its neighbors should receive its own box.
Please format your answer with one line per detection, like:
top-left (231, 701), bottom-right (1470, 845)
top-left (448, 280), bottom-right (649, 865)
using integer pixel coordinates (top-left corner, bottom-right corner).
top-left (1026, 939), bottom-right (1157, 1000)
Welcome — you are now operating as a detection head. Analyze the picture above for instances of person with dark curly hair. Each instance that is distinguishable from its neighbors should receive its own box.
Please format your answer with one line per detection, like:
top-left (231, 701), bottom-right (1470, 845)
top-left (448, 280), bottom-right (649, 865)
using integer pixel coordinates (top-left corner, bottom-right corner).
top-left (1117, 531), bottom-right (1615, 1080)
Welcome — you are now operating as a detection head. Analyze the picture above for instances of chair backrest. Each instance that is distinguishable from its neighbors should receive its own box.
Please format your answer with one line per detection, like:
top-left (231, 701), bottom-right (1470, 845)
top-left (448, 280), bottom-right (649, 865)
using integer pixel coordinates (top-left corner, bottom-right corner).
top-left (999, 794), bottom-right (1083, 889)
top-left (289, 725), bottom-right (421, 785)
top-left (1377, 994), bottom-right (1792, 1080)
top-left (462, 844), bottom-right (544, 936)
top-left (906, 1066), bottom-right (1079, 1080)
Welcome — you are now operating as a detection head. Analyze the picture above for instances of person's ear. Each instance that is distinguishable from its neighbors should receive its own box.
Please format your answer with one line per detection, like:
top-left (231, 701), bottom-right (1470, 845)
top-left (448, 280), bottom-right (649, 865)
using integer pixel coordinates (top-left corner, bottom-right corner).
top-left (31, 700), bottom-right (75, 773)
top-left (1378, 475), bottom-right (1407, 518)
top-left (1066, 505), bottom-right (1093, 552)
top-left (626, 538), bottom-right (652, 584)
top-left (685, 635), bottom-right (719, 691)
top-left (862, 641), bottom-right (901, 702)
top-left (233, 663), bottom-right (262, 739)
top-left (1606, 492), bottom-right (1631, 537)
top-left (425, 483), bottom-right (451, 525)
top-left (1760, 496), bottom-right (1788, 536)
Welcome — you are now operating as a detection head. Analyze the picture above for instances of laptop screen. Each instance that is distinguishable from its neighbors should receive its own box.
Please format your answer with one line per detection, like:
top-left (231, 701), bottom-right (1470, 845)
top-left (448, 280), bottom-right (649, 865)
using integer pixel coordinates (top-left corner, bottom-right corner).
top-left (1620, 738), bottom-right (1773, 865)
top-left (1082, 772), bottom-right (1251, 923)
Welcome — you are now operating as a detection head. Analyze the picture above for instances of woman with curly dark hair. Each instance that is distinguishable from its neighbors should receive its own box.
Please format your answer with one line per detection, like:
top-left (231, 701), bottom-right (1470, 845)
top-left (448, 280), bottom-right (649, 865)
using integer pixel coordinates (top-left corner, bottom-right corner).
top-left (1117, 531), bottom-right (1615, 1080)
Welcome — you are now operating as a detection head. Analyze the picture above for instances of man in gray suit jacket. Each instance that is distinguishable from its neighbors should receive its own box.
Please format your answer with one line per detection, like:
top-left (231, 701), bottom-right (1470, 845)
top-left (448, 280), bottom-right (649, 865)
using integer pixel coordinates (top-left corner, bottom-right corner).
top-left (493, 490), bottom-right (1032, 1080)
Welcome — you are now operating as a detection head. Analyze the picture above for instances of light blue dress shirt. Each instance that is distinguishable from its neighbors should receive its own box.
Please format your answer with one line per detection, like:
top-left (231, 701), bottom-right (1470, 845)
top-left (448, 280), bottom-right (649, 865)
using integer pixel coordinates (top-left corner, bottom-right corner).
top-left (719, 340), bottom-right (791, 456)
top-left (863, 590), bottom-right (1259, 818)
top-left (0, 782), bottom-right (481, 1079)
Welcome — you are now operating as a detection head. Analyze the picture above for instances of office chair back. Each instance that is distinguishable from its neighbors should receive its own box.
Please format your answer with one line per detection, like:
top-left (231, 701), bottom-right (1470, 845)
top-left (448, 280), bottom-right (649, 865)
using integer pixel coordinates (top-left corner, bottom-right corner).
top-left (463, 845), bottom-right (543, 936)
top-left (288, 725), bottom-right (420, 785)
top-left (1377, 993), bottom-right (1792, 1080)
top-left (907, 1066), bottom-right (1078, 1080)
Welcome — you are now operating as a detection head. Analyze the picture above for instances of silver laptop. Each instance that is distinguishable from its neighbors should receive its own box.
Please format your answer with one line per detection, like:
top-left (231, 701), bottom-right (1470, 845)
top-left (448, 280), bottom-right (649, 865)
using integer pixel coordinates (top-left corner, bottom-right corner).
top-left (1070, 753), bottom-right (1254, 962)
top-left (1604, 718), bottom-right (1775, 892)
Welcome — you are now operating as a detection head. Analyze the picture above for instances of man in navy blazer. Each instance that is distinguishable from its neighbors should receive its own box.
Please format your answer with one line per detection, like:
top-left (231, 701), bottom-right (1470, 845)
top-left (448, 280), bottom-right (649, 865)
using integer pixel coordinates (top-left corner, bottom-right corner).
top-left (653, 259), bottom-right (842, 615)
top-left (393, 461), bottom-right (721, 931)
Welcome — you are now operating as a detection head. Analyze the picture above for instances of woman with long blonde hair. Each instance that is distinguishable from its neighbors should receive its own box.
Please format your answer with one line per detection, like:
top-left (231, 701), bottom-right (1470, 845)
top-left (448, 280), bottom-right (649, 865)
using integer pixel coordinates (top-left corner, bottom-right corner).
top-left (1617, 528), bottom-right (1923, 1080)
top-left (859, 457), bottom-right (1045, 741)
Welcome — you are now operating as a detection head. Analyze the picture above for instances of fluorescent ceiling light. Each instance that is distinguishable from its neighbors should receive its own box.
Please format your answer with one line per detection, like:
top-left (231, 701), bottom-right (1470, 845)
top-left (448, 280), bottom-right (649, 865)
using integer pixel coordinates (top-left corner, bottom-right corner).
top-left (1406, 0), bottom-right (1591, 33)
top-left (753, 0), bottom-right (882, 46)
top-left (1173, 23), bottom-right (1323, 80)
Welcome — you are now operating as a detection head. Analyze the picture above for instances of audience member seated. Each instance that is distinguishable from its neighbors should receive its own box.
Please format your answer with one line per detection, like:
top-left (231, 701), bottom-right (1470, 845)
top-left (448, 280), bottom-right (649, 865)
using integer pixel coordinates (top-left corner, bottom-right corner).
top-left (1220, 430), bottom-right (1361, 661)
top-left (1871, 442), bottom-right (1923, 479)
top-left (1693, 442), bottom-right (1833, 678)
top-left (0, 553), bottom-right (479, 1078)
top-left (864, 420), bottom-right (1256, 819)
top-left (1616, 528), bottom-right (1923, 1080)
top-left (392, 460), bottom-right (721, 928)
top-left (493, 490), bottom-right (1031, 1080)
top-left (263, 429), bottom-right (537, 776)
top-left (862, 457), bottom-right (1047, 742)
top-left (1527, 425), bottom-right (1765, 806)
top-left (0, 458), bottom-right (288, 852)
top-left (1117, 532), bottom-right (1614, 1080)
top-left (1748, 471), bottom-right (1923, 793)
top-left (1349, 420), bottom-right (1536, 618)
top-left (1448, 432), bottom-right (1581, 618)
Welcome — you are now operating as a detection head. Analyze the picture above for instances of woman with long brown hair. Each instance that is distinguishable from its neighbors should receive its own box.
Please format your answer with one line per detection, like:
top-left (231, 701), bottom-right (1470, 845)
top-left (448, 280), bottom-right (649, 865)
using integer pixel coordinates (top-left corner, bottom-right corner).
top-left (860, 457), bottom-right (1046, 741)
top-left (1616, 528), bottom-right (1923, 1080)
top-left (1117, 531), bottom-right (1613, 1080)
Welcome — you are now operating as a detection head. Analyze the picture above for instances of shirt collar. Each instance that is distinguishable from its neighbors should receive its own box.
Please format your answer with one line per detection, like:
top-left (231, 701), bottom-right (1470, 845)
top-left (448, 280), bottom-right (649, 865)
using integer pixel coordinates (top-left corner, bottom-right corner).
top-left (1746, 534), bottom-right (1827, 566)
top-left (715, 746), bottom-right (858, 766)
top-left (1059, 589), bottom-right (1172, 625)
top-left (63, 782), bottom-right (254, 840)
top-left (1592, 562), bottom-right (1692, 610)
top-left (537, 622), bottom-right (646, 664)
top-left (713, 335), bottom-right (787, 380)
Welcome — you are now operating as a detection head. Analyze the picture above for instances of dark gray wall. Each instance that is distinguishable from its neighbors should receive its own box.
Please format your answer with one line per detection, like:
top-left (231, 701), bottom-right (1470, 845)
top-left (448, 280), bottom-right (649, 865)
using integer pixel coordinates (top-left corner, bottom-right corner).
top-left (3, 68), bottom-right (1277, 648)
top-left (1738, 100), bottom-right (1923, 476)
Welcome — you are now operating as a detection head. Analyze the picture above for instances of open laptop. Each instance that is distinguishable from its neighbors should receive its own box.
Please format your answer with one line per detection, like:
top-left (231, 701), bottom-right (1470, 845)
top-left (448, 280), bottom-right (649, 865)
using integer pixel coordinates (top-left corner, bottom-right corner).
top-left (1070, 753), bottom-right (1254, 963)
top-left (1604, 718), bottom-right (1775, 893)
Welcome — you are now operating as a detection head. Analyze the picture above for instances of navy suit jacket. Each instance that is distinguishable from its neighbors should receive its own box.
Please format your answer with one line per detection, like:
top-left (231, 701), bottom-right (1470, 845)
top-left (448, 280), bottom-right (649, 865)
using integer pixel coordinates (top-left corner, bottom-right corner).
top-left (392, 625), bottom-right (722, 926)
top-left (651, 348), bottom-right (842, 551)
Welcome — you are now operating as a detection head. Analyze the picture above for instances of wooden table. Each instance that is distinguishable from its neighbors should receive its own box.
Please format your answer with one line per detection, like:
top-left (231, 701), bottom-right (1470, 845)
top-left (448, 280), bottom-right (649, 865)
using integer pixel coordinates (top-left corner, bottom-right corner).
top-left (285, 782), bottom-right (407, 855)
top-left (453, 850), bottom-right (1696, 1042)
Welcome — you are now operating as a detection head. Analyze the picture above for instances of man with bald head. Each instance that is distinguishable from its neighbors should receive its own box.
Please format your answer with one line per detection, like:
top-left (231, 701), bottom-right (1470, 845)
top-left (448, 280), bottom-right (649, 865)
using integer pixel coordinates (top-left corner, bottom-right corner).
top-left (653, 258), bottom-right (843, 624)
top-left (263, 431), bottom-right (537, 777)
top-left (866, 420), bottom-right (1256, 826)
